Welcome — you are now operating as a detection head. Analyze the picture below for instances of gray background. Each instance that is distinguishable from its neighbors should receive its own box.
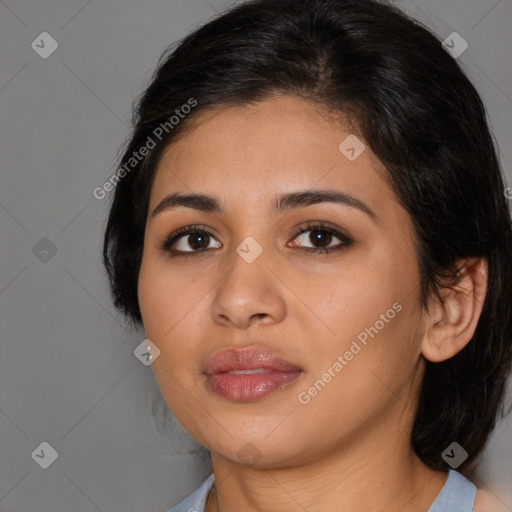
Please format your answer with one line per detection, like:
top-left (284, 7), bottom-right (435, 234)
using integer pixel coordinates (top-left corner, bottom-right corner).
top-left (0, 0), bottom-right (511, 510)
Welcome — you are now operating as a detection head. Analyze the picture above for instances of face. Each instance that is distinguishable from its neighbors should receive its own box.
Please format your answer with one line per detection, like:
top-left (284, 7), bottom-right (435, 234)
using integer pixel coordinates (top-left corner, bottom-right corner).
top-left (138, 95), bottom-right (427, 468)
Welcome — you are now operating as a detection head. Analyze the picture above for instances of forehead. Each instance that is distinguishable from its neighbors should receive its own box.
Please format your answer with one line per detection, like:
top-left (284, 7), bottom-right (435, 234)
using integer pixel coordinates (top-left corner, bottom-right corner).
top-left (149, 95), bottom-right (392, 216)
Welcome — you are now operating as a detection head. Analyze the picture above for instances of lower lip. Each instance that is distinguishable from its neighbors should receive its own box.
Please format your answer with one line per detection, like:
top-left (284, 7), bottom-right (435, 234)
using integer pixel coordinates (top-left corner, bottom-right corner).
top-left (205, 371), bottom-right (302, 402)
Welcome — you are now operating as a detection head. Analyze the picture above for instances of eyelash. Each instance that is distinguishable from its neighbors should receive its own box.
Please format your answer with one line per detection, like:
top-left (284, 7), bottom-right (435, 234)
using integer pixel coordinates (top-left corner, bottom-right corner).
top-left (160, 221), bottom-right (353, 257)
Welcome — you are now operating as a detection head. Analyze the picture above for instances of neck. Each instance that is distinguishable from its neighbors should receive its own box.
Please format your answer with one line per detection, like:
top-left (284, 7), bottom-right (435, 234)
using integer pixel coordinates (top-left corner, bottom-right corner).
top-left (205, 399), bottom-right (447, 512)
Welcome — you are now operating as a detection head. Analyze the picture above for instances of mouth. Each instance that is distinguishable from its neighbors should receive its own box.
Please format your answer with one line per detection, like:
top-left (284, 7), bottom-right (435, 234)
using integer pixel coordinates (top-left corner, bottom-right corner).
top-left (203, 347), bottom-right (303, 402)
top-left (225, 368), bottom-right (273, 374)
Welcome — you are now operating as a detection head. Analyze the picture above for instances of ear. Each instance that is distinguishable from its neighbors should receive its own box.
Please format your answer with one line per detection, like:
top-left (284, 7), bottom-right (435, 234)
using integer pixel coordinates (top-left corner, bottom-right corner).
top-left (421, 257), bottom-right (488, 363)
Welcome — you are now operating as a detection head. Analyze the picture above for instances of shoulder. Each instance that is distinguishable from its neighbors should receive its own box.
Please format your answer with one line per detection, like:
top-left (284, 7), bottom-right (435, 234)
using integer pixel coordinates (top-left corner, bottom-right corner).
top-left (473, 487), bottom-right (510, 512)
top-left (166, 474), bottom-right (215, 512)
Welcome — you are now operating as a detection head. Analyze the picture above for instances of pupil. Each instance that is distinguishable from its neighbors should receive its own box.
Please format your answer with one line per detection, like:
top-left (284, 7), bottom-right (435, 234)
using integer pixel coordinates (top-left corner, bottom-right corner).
top-left (190, 233), bottom-right (208, 250)
top-left (311, 230), bottom-right (331, 248)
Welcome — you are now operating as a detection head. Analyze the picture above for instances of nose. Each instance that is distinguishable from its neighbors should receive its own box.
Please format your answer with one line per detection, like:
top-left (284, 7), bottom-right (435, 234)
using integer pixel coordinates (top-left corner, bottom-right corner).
top-left (210, 245), bottom-right (286, 329)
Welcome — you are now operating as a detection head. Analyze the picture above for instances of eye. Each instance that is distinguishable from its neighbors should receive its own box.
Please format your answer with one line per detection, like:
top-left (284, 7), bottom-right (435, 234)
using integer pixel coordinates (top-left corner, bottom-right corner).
top-left (160, 224), bottom-right (221, 255)
top-left (289, 221), bottom-right (352, 254)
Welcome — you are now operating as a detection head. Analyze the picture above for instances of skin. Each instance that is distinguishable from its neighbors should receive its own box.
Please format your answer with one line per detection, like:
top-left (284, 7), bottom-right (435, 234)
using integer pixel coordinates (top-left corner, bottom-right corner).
top-left (137, 95), bottom-right (489, 512)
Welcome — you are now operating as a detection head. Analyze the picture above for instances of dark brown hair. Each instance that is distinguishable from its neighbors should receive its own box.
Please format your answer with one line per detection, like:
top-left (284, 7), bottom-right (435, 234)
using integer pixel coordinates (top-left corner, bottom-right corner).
top-left (102, 0), bottom-right (512, 474)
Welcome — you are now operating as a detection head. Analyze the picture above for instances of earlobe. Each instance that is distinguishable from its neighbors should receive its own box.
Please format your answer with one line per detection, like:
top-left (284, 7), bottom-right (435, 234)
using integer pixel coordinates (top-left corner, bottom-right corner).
top-left (421, 257), bottom-right (488, 363)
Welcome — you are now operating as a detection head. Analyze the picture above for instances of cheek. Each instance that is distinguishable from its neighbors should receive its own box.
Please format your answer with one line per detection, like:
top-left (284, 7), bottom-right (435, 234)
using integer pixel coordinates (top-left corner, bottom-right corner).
top-left (300, 286), bottom-right (422, 415)
top-left (138, 253), bottom-right (207, 340)
top-left (137, 254), bottom-right (216, 404)
top-left (294, 259), bottom-right (408, 349)
top-left (137, 257), bottom-right (206, 417)
top-left (294, 247), bottom-right (422, 401)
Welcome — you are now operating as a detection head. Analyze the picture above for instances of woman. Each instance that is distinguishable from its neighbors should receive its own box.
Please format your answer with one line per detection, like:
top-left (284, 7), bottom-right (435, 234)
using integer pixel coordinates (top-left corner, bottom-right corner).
top-left (102, 0), bottom-right (512, 510)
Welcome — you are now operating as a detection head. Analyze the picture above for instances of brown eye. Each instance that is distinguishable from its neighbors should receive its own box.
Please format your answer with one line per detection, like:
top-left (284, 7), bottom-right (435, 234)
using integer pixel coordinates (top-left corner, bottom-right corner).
top-left (307, 229), bottom-right (333, 248)
top-left (290, 222), bottom-right (353, 254)
top-left (183, 232), bottom-right (211, 251)
top-left (161, 225), bottom-right (221, 255)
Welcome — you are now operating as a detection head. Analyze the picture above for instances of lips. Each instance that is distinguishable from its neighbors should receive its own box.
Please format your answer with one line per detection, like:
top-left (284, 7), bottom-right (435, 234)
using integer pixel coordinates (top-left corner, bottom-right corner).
top-left (203, 347), bottom-right (303, 402)
top-left (204, 347), bottom-right (302, 375)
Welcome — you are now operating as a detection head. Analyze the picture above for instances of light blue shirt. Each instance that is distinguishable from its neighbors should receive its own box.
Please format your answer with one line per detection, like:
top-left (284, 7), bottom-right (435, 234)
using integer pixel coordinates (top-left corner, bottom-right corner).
top-left (166, 469), bottom-right (476, 512)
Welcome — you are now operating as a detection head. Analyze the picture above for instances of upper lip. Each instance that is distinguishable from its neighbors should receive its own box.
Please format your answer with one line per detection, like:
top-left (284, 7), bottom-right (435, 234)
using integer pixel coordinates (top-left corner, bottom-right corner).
top-left (203, 346), bottom-right (302, 375)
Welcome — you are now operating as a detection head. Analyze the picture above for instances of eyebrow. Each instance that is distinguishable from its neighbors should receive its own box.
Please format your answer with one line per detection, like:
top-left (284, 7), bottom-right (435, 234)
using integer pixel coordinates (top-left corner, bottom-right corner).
top-left (151, 189), bottom-right (378, 222)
